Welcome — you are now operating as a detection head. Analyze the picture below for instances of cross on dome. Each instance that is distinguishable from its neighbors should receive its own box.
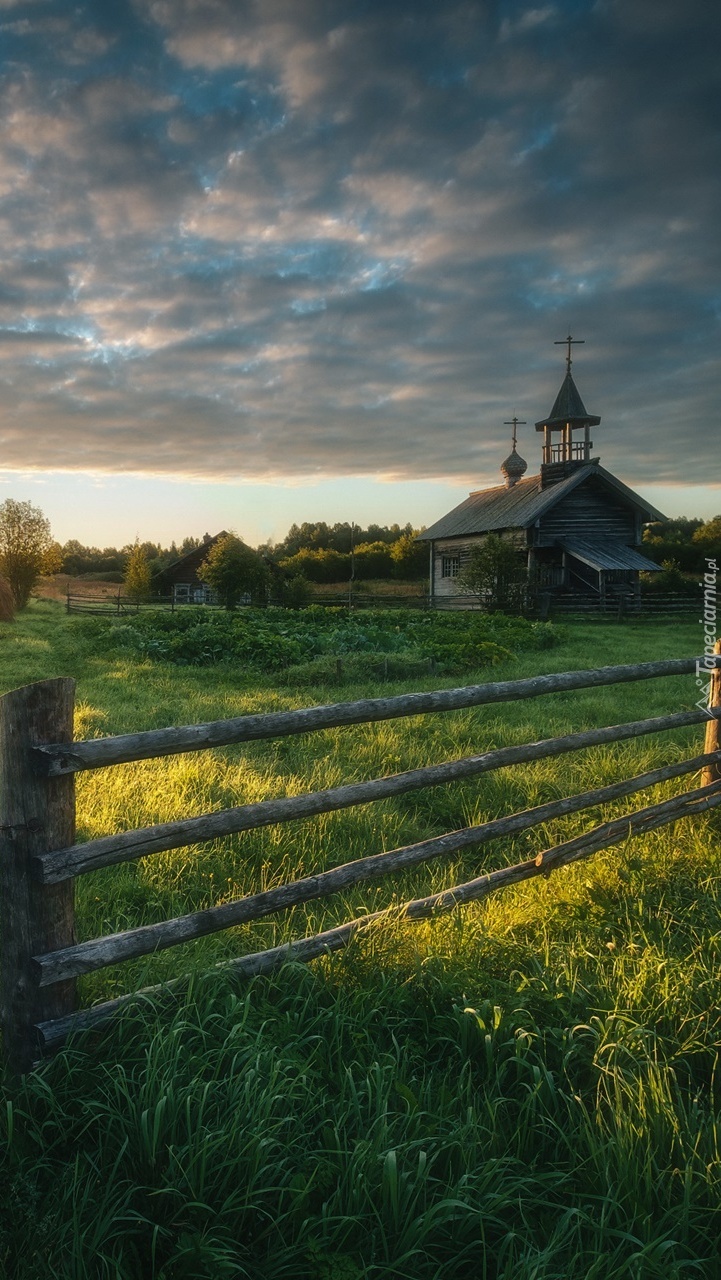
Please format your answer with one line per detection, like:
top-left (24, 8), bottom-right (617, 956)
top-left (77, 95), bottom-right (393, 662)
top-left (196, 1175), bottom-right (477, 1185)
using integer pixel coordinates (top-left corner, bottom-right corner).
top-left (503, 415), bottom-right (527, 451)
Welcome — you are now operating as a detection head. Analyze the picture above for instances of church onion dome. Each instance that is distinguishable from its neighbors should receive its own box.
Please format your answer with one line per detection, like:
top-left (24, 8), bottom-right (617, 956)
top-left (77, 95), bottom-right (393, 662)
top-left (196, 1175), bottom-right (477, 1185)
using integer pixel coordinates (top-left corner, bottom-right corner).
top-left (501, 445), bottom-right (528, 488)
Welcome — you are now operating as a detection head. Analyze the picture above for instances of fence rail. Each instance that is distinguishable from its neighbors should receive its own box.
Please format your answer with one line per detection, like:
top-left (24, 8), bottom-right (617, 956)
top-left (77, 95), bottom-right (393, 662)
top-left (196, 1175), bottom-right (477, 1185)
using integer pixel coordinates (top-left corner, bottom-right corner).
top-left (1, 647), bottom-right (720, 1074)
top-left (33, 657), bottom-right (700, 775)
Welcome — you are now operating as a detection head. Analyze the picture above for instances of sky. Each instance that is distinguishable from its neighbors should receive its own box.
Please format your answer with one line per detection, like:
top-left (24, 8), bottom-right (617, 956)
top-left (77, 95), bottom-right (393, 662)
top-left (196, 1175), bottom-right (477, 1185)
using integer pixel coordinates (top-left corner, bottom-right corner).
top-left (0, 0), bottom-right (719, 548)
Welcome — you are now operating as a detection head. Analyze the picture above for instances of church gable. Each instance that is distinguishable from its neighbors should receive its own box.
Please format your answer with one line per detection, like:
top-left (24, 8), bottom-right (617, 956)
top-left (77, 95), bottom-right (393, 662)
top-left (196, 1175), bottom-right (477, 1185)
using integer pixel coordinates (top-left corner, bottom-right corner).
top-left (535, 473), bottom-right (639, 547)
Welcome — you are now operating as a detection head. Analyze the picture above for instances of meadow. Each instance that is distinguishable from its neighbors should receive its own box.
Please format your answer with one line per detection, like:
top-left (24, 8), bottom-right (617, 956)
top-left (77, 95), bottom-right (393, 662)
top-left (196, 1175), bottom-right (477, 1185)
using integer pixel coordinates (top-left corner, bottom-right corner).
top-left (0, 601), bottom-right (719, 1279)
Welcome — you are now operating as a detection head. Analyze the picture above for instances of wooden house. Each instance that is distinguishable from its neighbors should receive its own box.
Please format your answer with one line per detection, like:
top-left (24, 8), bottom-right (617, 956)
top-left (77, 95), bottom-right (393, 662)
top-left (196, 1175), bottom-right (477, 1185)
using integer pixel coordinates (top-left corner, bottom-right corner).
top-left (153, 534), bottom-right (227, 604)
top-left (418, 341), bottom-right (665, 608)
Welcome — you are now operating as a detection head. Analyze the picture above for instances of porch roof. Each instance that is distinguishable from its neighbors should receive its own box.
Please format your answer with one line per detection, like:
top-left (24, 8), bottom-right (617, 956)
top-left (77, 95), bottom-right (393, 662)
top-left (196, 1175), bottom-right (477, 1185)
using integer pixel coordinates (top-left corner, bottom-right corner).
top-left (560, 538), bottom-right (662, 573)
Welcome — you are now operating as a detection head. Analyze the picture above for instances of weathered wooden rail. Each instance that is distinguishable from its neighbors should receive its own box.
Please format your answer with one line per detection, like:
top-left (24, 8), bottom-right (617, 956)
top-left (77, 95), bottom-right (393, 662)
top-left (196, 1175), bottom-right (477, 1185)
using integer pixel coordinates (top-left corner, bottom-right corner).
top-left (2, 650), bottom-right (720, 1074)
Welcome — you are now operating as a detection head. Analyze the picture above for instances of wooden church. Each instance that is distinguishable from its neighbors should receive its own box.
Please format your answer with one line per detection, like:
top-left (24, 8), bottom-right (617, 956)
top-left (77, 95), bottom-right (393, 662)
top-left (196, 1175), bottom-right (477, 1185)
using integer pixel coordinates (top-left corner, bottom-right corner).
top-left (418, 337), bottom-right (665, 608)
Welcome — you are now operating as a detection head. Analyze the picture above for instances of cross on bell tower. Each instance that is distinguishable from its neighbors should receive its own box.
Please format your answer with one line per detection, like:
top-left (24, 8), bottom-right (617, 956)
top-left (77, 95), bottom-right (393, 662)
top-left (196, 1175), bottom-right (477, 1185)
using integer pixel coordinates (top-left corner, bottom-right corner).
top-left (555, 333), bottom-right (584, 374)
top-left (535, 337), bottom-right (601, 485)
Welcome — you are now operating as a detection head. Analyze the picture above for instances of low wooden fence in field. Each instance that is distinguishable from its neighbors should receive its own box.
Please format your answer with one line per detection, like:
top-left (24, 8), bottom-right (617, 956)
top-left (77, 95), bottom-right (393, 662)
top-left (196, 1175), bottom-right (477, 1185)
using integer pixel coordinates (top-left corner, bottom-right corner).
top-left (1, 651), bottom-right (720, 1074)
top-left (65, 588), bottom-right (700, 617)
top-left (65, 590), bottom-right (428, 614)
top-left (542, 591), bottom-right (700, 619)
top-left (435, 592), bottom-right (700, 618)
top-left (66, 591), bottom-right (182, 615)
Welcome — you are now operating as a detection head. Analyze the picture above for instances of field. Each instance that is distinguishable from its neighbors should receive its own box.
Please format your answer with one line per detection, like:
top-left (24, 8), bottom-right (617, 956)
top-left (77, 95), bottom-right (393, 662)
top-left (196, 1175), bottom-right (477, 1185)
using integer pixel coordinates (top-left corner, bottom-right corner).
top-left (0, 601), bottom-right (719, 1279)
top-left (32, 574), bottom-right (428, 605)
top-left (34, 575), bottom-right (124, 603)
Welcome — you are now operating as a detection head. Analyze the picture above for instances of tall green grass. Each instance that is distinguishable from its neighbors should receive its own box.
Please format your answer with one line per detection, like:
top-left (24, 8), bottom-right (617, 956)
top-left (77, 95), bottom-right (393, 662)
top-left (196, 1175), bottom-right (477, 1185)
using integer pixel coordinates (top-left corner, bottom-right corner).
top-left (0, 602), bottom-right (719, 1277)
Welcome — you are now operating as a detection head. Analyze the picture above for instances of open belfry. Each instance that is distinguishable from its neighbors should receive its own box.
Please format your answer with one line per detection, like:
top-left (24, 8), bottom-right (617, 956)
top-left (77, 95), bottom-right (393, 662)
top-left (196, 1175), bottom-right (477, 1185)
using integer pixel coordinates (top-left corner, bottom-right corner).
top-left (418, 337), bottom-right (664, 607)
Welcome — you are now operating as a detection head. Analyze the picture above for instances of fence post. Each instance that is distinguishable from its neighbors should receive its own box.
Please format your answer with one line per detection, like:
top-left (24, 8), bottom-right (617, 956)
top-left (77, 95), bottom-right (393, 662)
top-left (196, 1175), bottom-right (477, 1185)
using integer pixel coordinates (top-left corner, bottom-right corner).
top-left (0, 679), bottom-right (77, 1074)
top-left (702, 641), bottom-right (721, 787)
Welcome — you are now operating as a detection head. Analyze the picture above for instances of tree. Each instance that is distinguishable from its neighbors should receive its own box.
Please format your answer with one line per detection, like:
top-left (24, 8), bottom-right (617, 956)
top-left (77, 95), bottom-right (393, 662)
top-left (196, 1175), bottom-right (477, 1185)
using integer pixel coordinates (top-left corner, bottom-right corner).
top-left (0, 499), bottom-right (60, 607)
top-left (692, 515), bottom-right (721, 550)
top-left (199, 534), bottom-right (269, 609)
top-left (278, 573), bottom-right (311, 609)
top-left (353, 541), bottom-right (394, 580)
top-left (0, 574), bottom-right (14, 622)
top-left (643, 516), bottom-right (703, 546)
top-left (124, 540), bottom-right (152, 602)
top-left (278, 547), bottom-right (351, 583)
top-left (390, 529), bottom-right (428, 579)
top-left (457, 534), bottom-right (527, 613)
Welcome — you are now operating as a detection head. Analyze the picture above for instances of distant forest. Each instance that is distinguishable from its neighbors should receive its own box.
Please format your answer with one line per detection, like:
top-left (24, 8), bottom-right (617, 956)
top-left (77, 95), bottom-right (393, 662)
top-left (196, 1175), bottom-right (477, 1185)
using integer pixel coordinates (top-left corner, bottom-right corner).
top-left (57, 522), bottom-right (429, 583)
top-left (56, 514), bottom-right (721, 584)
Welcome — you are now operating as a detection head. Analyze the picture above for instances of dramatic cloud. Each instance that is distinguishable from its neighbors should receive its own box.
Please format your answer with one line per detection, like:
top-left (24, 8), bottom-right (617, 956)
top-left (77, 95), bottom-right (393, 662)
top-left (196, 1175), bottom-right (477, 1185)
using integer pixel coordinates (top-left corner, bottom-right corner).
top-left (0, 0), bottom-right (718, 488)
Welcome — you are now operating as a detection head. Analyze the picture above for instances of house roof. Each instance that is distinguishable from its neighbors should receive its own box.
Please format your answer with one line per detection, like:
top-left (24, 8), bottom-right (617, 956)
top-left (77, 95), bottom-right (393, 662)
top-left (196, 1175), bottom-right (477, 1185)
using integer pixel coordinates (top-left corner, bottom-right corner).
top-left (153, 532), bottom-right (227, 585)
top-left (535, 370), bottom-right (601, 430)
top-left (561, 538), bottom-right (662, 572)
top-left (417, 464), bottom-right (666, 541)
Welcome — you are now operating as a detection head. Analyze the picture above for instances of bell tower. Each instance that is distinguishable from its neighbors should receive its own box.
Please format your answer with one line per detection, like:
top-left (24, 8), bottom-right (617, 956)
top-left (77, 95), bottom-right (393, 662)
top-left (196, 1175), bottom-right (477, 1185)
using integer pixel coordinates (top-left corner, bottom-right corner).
top-left (535, 335), bottom-right (600, 487)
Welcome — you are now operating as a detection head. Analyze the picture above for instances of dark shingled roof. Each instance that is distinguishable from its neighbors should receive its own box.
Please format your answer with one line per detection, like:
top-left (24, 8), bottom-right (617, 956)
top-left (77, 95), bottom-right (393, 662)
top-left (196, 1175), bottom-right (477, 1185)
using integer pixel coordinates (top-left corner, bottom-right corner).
top-left (152, 532), bottom-right (228, 588)
top-left (535, 370), bottom-right (601, 430)
top-left (417, 464), bottom-right (666, 541)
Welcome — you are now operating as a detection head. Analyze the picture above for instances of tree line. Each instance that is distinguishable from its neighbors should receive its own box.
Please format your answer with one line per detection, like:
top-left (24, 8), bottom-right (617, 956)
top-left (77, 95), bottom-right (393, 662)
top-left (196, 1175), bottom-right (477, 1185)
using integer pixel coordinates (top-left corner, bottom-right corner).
top-left (57, 521), bottom-right (429, 583)
top-left (60, 534), bottom-right (215, 581)
top-left (642, 516), bottom-right (721, 573)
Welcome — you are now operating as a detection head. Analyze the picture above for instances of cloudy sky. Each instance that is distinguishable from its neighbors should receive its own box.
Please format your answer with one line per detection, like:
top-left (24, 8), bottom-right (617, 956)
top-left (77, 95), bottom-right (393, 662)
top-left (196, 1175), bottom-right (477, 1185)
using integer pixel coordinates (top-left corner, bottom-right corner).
top-left (0, 0), bottom-right (719, 545)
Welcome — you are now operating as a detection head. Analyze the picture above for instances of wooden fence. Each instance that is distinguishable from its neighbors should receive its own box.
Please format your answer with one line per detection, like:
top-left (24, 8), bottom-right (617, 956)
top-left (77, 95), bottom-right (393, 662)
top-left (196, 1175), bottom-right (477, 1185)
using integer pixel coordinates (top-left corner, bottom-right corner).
top-left (436, 592), bottom-right (700, 618)
top-left (65, 589), bottom-right (700, 617)
top-left (66, 591), bottom-right (182, 615)
top-left (1, 651), bottom-right (720, 1074)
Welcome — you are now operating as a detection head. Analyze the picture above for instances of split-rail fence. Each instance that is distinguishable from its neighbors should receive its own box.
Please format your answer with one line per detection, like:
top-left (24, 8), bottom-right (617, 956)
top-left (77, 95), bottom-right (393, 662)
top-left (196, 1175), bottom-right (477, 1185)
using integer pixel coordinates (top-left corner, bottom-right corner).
top-left (1, 649), bottom-right (720, 1075)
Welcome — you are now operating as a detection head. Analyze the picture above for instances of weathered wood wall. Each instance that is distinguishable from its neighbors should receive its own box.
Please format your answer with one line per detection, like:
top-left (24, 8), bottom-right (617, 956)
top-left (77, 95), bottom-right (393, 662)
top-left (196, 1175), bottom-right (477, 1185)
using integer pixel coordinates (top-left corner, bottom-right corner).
top-left (535, 476), bottom-right (636, 546)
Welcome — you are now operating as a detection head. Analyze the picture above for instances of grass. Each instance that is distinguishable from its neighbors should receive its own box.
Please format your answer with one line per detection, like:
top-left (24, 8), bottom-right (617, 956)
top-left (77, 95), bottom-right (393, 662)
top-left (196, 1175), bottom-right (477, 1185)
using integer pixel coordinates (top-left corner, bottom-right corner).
top-left (309, 577), bottom-right (425, 598)
top-left (0, 600), bottom-right (719, 1278)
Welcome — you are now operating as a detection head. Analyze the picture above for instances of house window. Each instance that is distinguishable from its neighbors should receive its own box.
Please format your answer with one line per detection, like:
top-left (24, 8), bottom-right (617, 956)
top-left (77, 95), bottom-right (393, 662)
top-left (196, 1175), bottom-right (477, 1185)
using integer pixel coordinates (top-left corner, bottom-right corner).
top-left (441, 554), bottom-right (460, 579)
top-left (173, 583), bottom-right (217, 605)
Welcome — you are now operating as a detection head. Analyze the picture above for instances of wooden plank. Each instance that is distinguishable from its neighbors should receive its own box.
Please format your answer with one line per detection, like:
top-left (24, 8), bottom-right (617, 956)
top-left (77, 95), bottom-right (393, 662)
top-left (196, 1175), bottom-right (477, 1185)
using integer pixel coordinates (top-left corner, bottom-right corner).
top-left (32, 749), bottom-right (721, 985)
top-left (35, 776), bottom-right (721, 1051)
top-left (32, 657), bottom-right (704, 776)
top-left (36, 707), bottom-right (708, 883)
top-left (0, 680), bottom-right (77, 1074)
top-left (702, 641), bottom-right (721, 786)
